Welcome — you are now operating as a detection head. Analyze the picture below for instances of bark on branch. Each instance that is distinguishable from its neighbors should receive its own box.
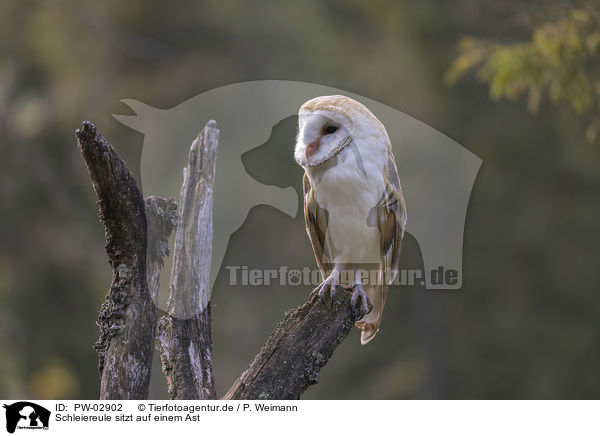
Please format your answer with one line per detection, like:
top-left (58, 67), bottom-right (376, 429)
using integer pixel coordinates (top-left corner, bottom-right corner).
top-left (145, 196), bottom-right (178, 302)
top-left (155, 121), bottom-right (219, 399)
top-left (76, 121), bottom-right (158, 399)
top-left (224, 291), bottom-right (362, 400)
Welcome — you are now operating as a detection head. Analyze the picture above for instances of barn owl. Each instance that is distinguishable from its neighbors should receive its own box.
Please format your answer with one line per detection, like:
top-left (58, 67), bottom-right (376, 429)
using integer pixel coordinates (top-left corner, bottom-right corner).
top-left (294, 95), bottom-right (407, 344)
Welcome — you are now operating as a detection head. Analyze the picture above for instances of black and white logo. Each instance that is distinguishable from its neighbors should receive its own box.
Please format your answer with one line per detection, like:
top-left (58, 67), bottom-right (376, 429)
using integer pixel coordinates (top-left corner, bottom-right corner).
top-left (3, 402), bottom-right (50, 433)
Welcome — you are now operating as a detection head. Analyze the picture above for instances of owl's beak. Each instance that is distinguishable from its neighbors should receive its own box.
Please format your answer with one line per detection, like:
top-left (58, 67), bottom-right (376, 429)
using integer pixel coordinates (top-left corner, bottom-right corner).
top-left (305, 141), bottom-right (320, 159)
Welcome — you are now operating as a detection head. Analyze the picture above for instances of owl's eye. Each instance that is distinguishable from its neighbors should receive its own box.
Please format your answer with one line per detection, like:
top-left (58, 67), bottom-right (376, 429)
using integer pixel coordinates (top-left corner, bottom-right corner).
top-left (324, 125), bottom-right (338, 134)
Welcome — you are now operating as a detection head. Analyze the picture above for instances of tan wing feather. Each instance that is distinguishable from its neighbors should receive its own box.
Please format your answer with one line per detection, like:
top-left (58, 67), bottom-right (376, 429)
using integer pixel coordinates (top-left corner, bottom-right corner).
top-left (302, 173), bottom-right (333, 279)
top-left (379, 151), bottom-right (407, 284)
top-left (357, 150), bottom-right (406, 344)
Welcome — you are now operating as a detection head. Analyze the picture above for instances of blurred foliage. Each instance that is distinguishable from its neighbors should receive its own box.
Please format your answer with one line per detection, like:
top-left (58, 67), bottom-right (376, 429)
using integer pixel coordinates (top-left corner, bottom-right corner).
top-left (1, 0), bottom-right (600, 400)
top-left (446, 6), bottom-right (600, 142)
top-left (28, 359), bottom-right (80, 399)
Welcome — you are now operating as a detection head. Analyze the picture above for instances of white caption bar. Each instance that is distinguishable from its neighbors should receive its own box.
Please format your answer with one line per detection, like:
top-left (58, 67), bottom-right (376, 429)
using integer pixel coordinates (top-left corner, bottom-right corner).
top-left (0, 400), bottom-right (598, 436)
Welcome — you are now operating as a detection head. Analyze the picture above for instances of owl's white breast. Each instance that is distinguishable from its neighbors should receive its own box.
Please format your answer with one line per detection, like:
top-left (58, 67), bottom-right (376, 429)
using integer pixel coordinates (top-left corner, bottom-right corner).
top-left (306, 138), bottom-right (387, 271)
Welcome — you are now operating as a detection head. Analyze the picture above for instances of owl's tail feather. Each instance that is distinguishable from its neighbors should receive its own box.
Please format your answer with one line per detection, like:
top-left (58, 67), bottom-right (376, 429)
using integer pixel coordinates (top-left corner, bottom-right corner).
top-left (357, 321), bottom-right (379, 345)
top-left (355, 284), bottom-right (386, 345)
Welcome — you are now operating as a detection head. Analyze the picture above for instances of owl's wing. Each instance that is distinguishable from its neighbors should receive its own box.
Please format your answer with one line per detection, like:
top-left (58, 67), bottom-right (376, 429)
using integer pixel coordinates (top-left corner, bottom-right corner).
top-left (377, 150), bottom-right (407, 285)
top-left (358, 150), bottom-right (406, 344)
top-left (303, 173), bottom-right (333, 278)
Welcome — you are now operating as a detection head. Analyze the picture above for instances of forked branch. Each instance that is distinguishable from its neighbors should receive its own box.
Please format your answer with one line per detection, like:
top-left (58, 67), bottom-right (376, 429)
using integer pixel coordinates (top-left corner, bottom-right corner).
top-left (78, 120), bottom-right (360, 400)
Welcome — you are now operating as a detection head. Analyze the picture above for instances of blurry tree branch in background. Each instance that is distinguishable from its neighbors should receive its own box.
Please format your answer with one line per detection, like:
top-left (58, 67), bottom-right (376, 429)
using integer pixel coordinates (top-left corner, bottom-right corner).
top-left (446, 6), bottom-right (600, 142)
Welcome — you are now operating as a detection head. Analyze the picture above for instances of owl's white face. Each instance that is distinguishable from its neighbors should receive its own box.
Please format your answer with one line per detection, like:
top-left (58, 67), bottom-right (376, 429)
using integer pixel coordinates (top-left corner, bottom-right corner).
top-left (294, 112), bottom-right (351, 167)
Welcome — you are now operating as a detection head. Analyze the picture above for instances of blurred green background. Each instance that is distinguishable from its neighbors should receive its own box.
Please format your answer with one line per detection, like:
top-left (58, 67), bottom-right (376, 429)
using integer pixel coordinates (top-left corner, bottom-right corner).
top-left (1, 0), bottom-right (599, 399)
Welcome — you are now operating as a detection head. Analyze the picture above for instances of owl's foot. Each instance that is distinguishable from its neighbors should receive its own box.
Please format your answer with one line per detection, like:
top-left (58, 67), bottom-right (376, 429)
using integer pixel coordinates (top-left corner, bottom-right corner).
top-left (350, 283), bottom-right (373, 320)
top-left (314, 271), bottom-right (341, 308)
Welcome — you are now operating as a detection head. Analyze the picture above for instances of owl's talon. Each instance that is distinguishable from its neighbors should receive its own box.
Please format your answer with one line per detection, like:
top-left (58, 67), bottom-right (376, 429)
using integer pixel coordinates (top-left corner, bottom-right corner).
top-left (330, 284), bottom-right (340, 302)
top-left (318, 285), bottom-right (329, 306)
top-left (350, 283), bottom-right (373, 320)
top-left (314, 271), bottom-right (340, 308)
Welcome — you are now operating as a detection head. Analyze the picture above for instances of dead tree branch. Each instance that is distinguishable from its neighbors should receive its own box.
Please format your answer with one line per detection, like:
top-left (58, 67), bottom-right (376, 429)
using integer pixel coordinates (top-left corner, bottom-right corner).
top-left (155, 121), bottom-right (219, 399)
top-left (79, 119), bottom-right (361, 401)
top-left (145, 196), bottom-right (178, 302)
top-left (76, 121), bottom-right (158, 399)
top-left (224, 291), bottom-right (361, 400)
